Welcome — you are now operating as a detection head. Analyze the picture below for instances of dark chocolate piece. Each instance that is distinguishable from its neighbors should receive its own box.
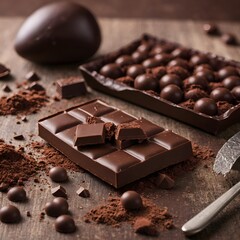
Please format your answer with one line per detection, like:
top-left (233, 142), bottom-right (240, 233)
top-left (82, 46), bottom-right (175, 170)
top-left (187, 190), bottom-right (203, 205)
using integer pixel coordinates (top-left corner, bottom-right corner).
top-left (120, 191), bottom-right (143, 210)
top-left (38, 99), bottom-right (193, 188)
top-left (0, 183), bottom-right (9, 192)
top-left (14, 2), bottom-right (101, 64)
top-left (7, 187), bottom-right (27, 202)
top-left (80, 34), bottom-right (240, 134)
top-left (56, 77), bottom-right (87, 99)
top-left (154, 173), bottom-right (175, 189)
top-left (25, 71), bottom-right (40, 81)
top-left (0, 64), bottom-right (10, 78)
top-left (13, 135), bottom-right (25, 140)
top-left (2, 84), bottom-right (12, 92)
top-left (0, 205), bottom-right (21, 224)
top-left (45, 197), bottom-right (69, 218)
top-left (115, 122), bottom-right (146, 141)
top-left (221, 33), bottom-right (238, 45)
top-left (76, 187), bottom-right (90, 198)
top-left (28, 82), bottom-right (45, 91)
top-left (51, 185), bottom-right (67, 198)
top-left (203, 23), bottom-right (220, 35)
top-left (55, 215), bottom-right (76, 233)
top-left (134, 217), bottom-right (158, 236)
top-left (74, 123), bottom-right (106, 146)
top-left (49, 167), bottom-right (68, 183)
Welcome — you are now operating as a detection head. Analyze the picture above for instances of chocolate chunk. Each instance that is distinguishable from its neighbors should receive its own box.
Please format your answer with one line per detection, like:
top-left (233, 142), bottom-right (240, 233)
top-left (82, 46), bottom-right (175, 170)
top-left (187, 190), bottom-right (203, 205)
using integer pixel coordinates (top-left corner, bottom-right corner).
top-left (14, 2), bottom-right (101, 64)
top-left (210, 88), bottom-right (234, 103)
top-left (45, 197), bottom-right (69, 218)
top-left (0, 205), bottom-right (21, 224)
top-left (21, 116), bottom-right (28, 122)
top-left (134, 74), bottom-right (158, 91)
top-left (232, 86), bottom-right (240, 100)
top-left (100, 63), bottom-right (124, 79)
top-left (120, 191), bottom-right (143, 210)
top-left (203, 23), bottom-right (220, 35)
top-left (0, 183), bottom-right (9, 192)
top-left (28, 82), bottom-right (45, 91)
top-left (104, 122), bottom-right (116, 141)
top-left (74, 123), bottom-right (106, 146)
top-left (13, 135), bottom-right (25, 141)
top-left (49, 167), bottom-right (68, 183)
top-left (56, 77), bottom-right (87, 99)
top-left (221, 33), bottom-right (238, 45)
top-left (126, 64), bottom-right (145, 78)
top-left (0, 64), bottom-right (10, 79)
top-left (55, 215), bottom-right (76, 233)
top-left (25, 71), bottom-right (40, 82)
top-left (115, 55), bottom-right (134, 67)
top-left (159, 74), bottom-right (182, 89)
top-left (51, 185), bottom-right (67, 198)
top-left (133, 217), bottom-right (158, 236)
top-left (194, 98), bottom-right (218, 116)
top-left (154, 173), bottom-right (175, 189)
top-left (2, 84), bottom-right (12, 92)
top-left (76, 187), bottom-right (90, 198)
top-left (222, 76), bottom-right (240, 90)
top-left (7, 186), bottom-right (27, 202)
top-left (160, 84), bottom-right (183, 104)
top-left (115, 122), bottom-right (146, 141)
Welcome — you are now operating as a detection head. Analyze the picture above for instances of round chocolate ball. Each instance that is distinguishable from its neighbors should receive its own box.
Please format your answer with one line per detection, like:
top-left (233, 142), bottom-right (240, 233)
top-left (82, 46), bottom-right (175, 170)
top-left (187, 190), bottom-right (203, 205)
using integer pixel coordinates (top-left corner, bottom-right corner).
top-left (159, 74), bottom-right (182, 89)
top-left (160, 84), bottom-right (183, 104)
top-left (222, 76), bottom-right (240, 90)
top-left (185, 88), bottom-right (208, 101)
top-left (194, 98), bottom-right (218, 116)
top-left (45, 197), bottom-right (69, 218)
top-left (167, 66), bottom-right (189, 80)
top-left (203, 23), bottom-right (219, 35)
top-left (137, 43), bottom-right (152, 53)
top-left (151, 66), bottom-right (167, 78)
top-left (190, 54), bottom-right (209, 66)
top-left (154, 53), bottom-right (173, 64)
top-left (120, 191), bottom-right (143, 210)
top-left (0, 205), bottom-right (21, 224)
top-left (221, 33), bottom-right (237, 45)
top-left (100, 63), bottom-right (124, 79)
top-left (210, 88), bottom-right (234, 103)
top-left (218, 66), bottom-right (239, 80)
top-left (142, 58), bottom-right (162, 68)
top-left (195, 64), bottom-right (213, 72)
top-left (115, 55), bottom-right (134, 67)
top-left (132, 51), bottom-right (148, 63)
top-left (184, 76), bottom-right (208, 90)
top-left (134, 74), bottom-right (159, 91)
top-left (7, 187), bottom-right (27, 202)
top-left (171, 47), bottom-right (191, 59)
top-left (126, 64), bottom-right (145, 78)
top-left (55, 215), bottom-right (76, 233)
top-left (195, 69), bottom-right (215, 82)
top-left (14, 2), bottom-right (101, 64)
top-left (168, 58), bottom-right (190, 70)
top-left (49, 166), bottom-right (68, 183)
top-left (232, 86), bottom-right (240, 100)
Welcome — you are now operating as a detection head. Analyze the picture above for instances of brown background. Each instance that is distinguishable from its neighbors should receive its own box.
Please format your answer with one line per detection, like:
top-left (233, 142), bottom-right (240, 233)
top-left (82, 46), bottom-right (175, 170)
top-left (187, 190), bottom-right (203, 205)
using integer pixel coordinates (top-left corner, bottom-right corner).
top-left (0, 0), bottom-right (240, 20)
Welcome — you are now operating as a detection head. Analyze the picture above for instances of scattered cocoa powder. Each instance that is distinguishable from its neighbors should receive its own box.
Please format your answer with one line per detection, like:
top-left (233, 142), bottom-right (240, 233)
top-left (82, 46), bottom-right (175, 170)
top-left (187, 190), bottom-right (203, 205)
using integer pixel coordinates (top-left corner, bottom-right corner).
top-left (84, 196), bottom-right (173, 235)
top-left (0, 90), bottom-right (48, 116)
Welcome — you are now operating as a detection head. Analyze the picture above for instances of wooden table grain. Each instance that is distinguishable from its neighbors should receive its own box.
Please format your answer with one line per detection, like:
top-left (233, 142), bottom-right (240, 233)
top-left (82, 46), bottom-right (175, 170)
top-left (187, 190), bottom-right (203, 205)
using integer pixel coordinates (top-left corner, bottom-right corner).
top-left (0, 17), bottom-right (240, 240)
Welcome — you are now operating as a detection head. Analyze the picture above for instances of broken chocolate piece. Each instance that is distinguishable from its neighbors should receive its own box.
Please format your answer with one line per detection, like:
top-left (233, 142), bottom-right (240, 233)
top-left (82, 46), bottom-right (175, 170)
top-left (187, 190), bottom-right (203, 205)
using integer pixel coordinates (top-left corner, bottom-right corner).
top-left (154, 173), bottom-right (175, 189)
top-left (51, 185), bottom-right (67, 198)
top-left (2, 84), bottom-right (12, 93)
top-left (0, 64), bottom-right (10, 79)
top-left (25, 71), bottom-right (40, 82)
top-left (28, 82), bottom-right (45, 91)
top-left (76, 187), bottom-right (90, 198)
top-left (13, 135), bottom-right (25, 141)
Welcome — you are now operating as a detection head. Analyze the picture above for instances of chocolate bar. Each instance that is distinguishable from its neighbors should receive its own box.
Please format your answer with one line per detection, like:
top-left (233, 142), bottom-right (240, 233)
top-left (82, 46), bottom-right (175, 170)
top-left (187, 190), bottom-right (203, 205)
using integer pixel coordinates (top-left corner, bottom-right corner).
top-left (79, 34), bottom-right (240, 134)
top-left (38, 99), bottom-right (192, 188)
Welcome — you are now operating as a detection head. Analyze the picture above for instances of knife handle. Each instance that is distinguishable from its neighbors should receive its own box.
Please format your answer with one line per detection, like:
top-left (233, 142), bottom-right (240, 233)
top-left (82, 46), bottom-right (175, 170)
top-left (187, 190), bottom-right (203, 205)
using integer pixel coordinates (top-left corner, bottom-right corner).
top-left (182, 181), bottom-right (240, 236)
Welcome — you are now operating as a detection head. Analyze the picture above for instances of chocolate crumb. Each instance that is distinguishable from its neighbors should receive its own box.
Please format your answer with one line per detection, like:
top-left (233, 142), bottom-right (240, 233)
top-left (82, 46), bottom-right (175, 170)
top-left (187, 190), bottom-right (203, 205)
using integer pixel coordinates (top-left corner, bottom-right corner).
top-left (0, 63), bottom-right (10, 78)
top-left (26, 211), bottom-right (31, 217)
top-left (2, 84), bottom-right (12, 93)
top-left (133, 217), bottom-right (158, 236)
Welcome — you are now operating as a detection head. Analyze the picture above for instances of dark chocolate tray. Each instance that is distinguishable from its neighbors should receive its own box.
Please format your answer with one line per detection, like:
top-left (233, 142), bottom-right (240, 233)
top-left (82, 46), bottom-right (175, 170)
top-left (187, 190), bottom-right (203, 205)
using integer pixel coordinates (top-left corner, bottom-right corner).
top-left (79, 34), bottom-right (240, 134)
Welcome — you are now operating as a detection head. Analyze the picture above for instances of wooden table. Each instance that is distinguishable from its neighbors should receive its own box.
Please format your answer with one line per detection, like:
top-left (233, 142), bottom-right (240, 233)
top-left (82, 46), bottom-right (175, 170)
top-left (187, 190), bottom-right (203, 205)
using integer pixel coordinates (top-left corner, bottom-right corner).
top-left (0, 17), bottom-right (240, 240)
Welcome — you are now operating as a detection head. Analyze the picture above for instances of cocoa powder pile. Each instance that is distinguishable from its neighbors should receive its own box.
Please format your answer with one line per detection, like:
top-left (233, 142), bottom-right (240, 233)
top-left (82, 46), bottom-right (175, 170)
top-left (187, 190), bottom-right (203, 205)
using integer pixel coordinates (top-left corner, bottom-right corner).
top-left (0, 90), bottom-right (48, 116)
top-left (0, 140), bottom-right (46, 189)
top-left (84, 196), bottom-right (173, 235)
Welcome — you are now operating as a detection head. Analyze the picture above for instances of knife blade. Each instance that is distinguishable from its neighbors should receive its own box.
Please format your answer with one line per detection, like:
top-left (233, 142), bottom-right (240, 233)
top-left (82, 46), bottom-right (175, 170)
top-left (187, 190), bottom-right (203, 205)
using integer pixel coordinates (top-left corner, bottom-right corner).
top-left (213, 131), bottom-right (240, 175)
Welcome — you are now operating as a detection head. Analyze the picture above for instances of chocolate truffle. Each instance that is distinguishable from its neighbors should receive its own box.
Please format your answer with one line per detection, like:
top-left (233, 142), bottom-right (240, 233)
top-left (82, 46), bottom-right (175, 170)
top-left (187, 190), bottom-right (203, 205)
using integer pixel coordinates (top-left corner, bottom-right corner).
top-left (190, 54), bottom-right (209, 66)
top-left (14, 2), bottom-right (101, 64)
top-left (195, 69), bottom-right (215, 82)
top-left (168, 58), bottom-right (190, 70)
top-left (132, 51), bottom-right (148, 63)
top-left (218, 66), bottom-right (239, 80)
top-left (210, 88), bottom-right (234, 103)
top-left (171, 47), bottom-right (191, 59)
top-left (194, 98), bottom-right (218, 116)
top-left (184, 76), bottom-right (208, 90)
top-left (195, 64), bottom-right (212, 72)
top-left (100, 64), bottom-right (123, 79)
top-left (0, 205), bottom-right (21, 224)
top-left (45, 197), bottom-right (69, 218)
top-left (120, 191), bottom-right (143, 210)
top-left (7, 187), bottom-right (27, 202)
top-left (134, 74), bottom-right (158, 91)
top-left (159, 74), bottom-right (182, 89)
top-left (221, 33), bottom-right (237, 45)
top-left (160, 84), bottom-right (183, 103)
top-left (154, 53), bottom-right (172, 64)
top-left (137, 43), bottom-right (152, 53)
top-left (49, 167), bottom-right (68, 183)
top-left (142, 58), bottom-right (162, 68)
top-left (232, 86), bottom-right (240, 100)
top-left (222, 76), bottom-right (240, 90)
top-left (127, 64), bottom-right (145, 78)
top-left (203, 23), bottom-right (219, 35)
top-left (167, 66), bottom-right (189, 80)
top-left (115, 55), bottom-right (134, 67)
top-left (55, 215), bottom-right (76, 233)
top-left (185, 88), bottom-right (208, 101)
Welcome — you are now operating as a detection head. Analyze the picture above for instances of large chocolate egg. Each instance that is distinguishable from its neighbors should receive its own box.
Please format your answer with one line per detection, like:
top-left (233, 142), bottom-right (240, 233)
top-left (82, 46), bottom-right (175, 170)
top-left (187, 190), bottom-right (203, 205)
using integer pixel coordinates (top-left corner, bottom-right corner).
top-left (14, 2), bottom-right (101, 64)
